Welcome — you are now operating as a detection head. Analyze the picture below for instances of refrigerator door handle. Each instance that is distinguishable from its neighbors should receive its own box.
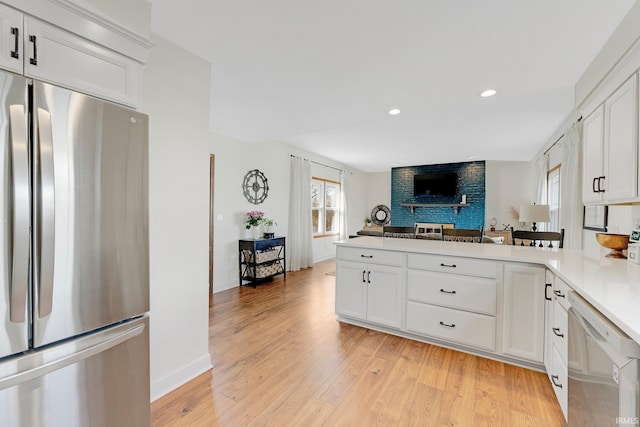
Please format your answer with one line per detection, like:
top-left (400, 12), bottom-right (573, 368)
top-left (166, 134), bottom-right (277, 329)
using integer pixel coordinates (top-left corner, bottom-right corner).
top-left (37, 108), bottom-right (55, 318)
top-left (8, 105), bottom-right (29, 323)
top-left (0, 322), bottom-right (145, 391)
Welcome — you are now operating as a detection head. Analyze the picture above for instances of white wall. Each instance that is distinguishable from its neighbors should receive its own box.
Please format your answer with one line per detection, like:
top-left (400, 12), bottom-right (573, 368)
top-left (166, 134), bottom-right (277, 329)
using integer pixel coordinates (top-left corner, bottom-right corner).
top-left (365, 171), bottom-right (392, 224)
top-left (142, 35), bottom-right (213, 401)
top-left (485, 161), bottom-right (534, 230)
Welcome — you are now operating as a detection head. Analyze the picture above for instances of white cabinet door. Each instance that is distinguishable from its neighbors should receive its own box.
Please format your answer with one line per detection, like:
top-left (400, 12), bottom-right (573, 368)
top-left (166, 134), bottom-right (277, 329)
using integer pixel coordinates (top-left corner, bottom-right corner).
top-left (335, 261), bottom-right (367, 321)
top-left (336, 261), bottom-right (402, 329)
top-left (0, 3), bottom-right (22, 74)
top-left (582, 105), bottom-right (605, 204)
top-left (502, 264), bottom-right (545, 362)
top-left (543, 270), bottom-right (555, 374)
top-left (367, 264), bottom-right (402, 329)
top-left (603, 74), bottom-right (638, 202)
top-left (23, 17), bottom-right (141, 107)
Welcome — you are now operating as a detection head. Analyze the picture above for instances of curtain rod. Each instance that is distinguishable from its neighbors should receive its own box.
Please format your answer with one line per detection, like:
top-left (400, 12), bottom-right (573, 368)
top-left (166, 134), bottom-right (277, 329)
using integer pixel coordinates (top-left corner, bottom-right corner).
top-left (543, 116), bottom-right (582, 156)
top-left (289, 154), bottom-right (349, 174)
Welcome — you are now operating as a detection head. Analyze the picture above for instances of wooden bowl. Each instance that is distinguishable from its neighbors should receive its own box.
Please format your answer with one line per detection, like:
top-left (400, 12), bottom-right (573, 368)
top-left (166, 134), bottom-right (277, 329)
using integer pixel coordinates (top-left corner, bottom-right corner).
top-left (595, 233), bottom-right (630, 258)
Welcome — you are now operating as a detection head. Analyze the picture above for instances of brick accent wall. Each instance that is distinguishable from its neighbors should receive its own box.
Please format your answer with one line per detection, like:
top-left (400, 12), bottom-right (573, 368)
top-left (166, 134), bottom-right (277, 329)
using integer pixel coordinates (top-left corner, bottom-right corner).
top-left (390, 161), bottom-right (485, 228)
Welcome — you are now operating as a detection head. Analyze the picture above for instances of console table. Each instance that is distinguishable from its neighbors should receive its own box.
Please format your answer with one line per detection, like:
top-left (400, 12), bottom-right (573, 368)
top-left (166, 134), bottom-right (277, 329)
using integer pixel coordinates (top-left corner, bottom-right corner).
top-left (239, 237), bottom-right (286, 287)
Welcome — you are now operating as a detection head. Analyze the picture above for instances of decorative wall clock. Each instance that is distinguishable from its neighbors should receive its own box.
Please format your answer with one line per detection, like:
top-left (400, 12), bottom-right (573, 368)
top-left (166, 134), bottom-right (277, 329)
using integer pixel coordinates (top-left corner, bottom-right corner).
top-left (243, 169), bottom-right (269, 204)
top-left (371, 204), bottom-right (391, 226)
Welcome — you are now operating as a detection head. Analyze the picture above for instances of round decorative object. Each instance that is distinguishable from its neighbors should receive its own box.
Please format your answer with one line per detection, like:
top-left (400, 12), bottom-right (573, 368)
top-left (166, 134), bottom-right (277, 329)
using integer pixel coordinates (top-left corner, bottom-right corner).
top-left (242, 169), bottom-right (269, 204)
top-left (371, 205), bottom-right (391, 226)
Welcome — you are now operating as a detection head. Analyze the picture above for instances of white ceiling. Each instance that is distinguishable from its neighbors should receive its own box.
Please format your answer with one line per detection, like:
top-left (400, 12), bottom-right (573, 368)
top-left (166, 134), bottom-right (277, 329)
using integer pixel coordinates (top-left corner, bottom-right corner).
top-left (150, 0), bottom-right (636, 172)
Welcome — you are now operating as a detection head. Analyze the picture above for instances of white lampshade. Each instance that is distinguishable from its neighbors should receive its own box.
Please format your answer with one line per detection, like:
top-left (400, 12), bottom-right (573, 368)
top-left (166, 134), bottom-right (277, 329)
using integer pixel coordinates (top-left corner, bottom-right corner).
top-left (519, 204), bottom-right (550, 223)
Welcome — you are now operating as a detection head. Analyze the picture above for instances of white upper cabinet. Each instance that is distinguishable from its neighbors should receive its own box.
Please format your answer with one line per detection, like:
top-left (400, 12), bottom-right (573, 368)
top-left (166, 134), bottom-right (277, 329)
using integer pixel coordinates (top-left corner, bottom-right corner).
top-left (0, 3), bottom-right (22, 73)
top-left (24, 17), bottom-right (141, 107)
top-left (0, 1), bottom-right (149, 107)
top-left (582, 105), bottom-right (605, 204)
top-left (583, 73), bottom-right (638, 204)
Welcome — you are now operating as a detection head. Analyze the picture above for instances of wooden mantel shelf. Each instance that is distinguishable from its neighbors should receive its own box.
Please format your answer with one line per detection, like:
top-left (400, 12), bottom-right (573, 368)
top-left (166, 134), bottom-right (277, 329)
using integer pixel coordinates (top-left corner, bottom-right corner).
top-left (400, 203), bottom-right (468, 215)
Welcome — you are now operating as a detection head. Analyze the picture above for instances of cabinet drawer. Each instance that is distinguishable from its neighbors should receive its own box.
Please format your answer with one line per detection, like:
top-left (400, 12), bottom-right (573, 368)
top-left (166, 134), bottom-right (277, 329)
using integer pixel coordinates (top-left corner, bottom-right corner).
top-left (554, 278), bottom-right (571, 310)
top-left (337, 246), bottom-right (404, 266)
top-left (406, 301), bottom-right (496, 351)
top-left (552, 302), bottom-right (568, 361)
top-left (550, 346), bottom-right (568, 421)
top-left (407, 270), bottom-right (496, 315)
top-left (407, 253), bottom-right (496, 278)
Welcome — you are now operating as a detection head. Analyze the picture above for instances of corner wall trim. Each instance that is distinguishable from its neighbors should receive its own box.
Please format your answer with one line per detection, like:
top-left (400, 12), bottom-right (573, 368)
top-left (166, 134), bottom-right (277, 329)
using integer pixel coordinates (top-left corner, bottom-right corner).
top-left (150, 353), bottom-right (213, 402)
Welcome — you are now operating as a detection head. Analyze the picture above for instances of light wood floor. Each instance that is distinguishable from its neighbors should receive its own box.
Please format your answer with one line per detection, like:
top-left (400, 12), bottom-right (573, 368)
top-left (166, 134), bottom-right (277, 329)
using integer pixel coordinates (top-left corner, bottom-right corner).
top-left (151, 259), bottom-right (564, 426)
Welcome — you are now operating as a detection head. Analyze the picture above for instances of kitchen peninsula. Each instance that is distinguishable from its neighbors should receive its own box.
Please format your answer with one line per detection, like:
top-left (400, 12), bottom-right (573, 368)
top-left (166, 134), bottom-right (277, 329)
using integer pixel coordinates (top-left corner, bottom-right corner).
top-left (336, 236), bottom-right (640, 343)
top-left (335, 236), bottom-right (640, 418)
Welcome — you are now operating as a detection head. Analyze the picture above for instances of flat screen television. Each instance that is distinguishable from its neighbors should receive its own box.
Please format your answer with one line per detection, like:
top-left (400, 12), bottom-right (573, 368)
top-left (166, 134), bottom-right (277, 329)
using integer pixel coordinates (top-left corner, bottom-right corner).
top-left (414, 172), bottom-right (458, 197)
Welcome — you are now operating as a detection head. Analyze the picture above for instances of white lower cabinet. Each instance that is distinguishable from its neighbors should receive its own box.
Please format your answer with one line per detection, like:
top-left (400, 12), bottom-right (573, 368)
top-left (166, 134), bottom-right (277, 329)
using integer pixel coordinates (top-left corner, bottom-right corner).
top-left (502, 264), bottom-right (545, 363)
top-left (543, 270), bottom-right (555, 374)
top-left (406, 301), bottom-right (496, 350)
top-left (546, 276), bottom-right (570, 421)
top-left (405, 253), bottom-right (497, 351)
top-left (336, 247), bottom-right (561, 390)
top-left (335, 260), bottom-right (402, 329)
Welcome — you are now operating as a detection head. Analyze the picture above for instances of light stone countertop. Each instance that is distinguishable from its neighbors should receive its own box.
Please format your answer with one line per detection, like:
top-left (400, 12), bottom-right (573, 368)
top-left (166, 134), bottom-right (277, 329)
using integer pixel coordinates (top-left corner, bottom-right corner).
top-left (335, 236), bottom-right (640, 344)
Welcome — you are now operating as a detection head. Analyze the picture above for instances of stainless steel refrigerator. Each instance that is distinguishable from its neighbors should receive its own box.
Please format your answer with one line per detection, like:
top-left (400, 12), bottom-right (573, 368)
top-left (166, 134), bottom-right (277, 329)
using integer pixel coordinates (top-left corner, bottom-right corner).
top-left (0, 70), bottom-right (149, 426)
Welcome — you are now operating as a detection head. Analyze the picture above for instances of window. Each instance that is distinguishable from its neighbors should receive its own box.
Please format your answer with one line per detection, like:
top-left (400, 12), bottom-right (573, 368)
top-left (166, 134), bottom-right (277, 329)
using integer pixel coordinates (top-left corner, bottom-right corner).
top-left (547, 164), bottom-right (561, 232)
top-left (311, 177), bottom-right (341, 237)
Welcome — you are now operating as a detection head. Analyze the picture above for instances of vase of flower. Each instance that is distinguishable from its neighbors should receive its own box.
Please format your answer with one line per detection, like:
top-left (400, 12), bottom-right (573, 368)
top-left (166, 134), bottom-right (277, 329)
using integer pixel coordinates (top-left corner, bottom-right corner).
top-left (245, 210), bottom-right (265, 240)
top-left (263, 218), bottom-right (277, 238)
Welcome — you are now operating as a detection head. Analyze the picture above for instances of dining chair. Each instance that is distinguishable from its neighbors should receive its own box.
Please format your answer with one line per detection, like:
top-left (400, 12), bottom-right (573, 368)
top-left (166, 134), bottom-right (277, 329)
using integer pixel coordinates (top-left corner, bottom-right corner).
top-left (382, 225), bottom-right (417, 239)
top-left (511, 228), bottom-right (565, 248)
top-left (441, 226), bottom-right (484, 243)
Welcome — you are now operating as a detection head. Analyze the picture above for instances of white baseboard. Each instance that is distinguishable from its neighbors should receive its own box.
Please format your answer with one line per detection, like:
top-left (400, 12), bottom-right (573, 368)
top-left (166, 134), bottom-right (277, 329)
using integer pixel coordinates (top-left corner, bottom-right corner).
top-left (150, 353), bottom-right (212, 402)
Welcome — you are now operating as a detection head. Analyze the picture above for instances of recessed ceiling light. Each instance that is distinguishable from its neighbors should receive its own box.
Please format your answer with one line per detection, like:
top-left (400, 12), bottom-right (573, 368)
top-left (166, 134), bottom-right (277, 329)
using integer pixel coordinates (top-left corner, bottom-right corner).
top-left (466, 156), bottom-right (476, 160)
top-left (388, 108), bottom-right (401, 115)
top-left (480, 89), bottom-right (497, 98)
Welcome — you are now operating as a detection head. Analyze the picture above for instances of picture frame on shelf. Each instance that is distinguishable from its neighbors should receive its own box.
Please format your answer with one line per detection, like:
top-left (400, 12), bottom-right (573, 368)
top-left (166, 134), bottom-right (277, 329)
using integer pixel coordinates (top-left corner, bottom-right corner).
top-left (583, 205), bottom-right (608, 232)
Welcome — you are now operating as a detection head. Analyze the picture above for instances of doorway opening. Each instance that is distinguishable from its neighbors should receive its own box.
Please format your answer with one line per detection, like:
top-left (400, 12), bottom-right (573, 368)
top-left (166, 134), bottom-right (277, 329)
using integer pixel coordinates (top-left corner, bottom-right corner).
top-left (209, 154), bottom-right (215, 294)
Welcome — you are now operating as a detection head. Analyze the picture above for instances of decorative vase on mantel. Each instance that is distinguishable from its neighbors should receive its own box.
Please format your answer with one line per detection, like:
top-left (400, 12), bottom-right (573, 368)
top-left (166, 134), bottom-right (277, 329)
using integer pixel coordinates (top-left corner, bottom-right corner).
top-left (251, 226), bottom-right (261, 239)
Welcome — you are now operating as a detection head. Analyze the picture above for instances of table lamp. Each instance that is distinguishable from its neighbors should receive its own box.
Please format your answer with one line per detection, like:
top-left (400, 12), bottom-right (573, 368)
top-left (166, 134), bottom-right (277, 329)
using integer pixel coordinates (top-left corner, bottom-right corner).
top-left (519, 204), bottom-right (550, 232)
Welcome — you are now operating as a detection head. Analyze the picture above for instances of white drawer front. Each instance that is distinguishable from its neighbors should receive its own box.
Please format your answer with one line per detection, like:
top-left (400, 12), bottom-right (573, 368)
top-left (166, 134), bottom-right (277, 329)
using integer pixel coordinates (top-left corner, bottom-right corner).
top-left (407, 270), bottom-right (496, 315)
top-left (407, 253), bottom-right (496, 278)
top-left (552, 302), bottom-right (568, 362)
top-left (554, 278), bottom-right (571, 310)
top-left (406, 301), bottom-right (496, 350)
top-left (551, 346), bottom-right (568, 421)
top-left (337, 246), bottom-right (404, 266)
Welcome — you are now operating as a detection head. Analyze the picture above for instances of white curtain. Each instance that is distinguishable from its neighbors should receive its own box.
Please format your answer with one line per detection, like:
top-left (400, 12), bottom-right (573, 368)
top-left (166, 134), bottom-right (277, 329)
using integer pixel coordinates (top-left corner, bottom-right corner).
top-left (560, 122), bottom-right (583, 249)
top-left (535, 154), bottom-right (549, 231)
top-left (287, 156), bottom-right (314, 271)
top-left (339, 170), bottom-right (350, 240)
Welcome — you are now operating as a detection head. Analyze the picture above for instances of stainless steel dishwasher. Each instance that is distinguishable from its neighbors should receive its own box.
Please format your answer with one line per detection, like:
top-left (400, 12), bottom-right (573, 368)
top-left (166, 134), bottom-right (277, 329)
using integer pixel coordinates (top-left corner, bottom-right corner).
top-left (568, 291), bottom-right (640, 426)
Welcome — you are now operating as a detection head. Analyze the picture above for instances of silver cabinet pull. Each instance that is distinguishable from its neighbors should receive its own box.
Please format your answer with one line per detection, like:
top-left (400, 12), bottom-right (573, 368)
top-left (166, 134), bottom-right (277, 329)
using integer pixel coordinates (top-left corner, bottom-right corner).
top-left (8, 105), bottom-right (29, 323)
top-left (37, 108), bottom-right (55, 317)
top-left (10, 27), bottom-right (19, 59)
top-left (29, 35), bottom-right (38, 65)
